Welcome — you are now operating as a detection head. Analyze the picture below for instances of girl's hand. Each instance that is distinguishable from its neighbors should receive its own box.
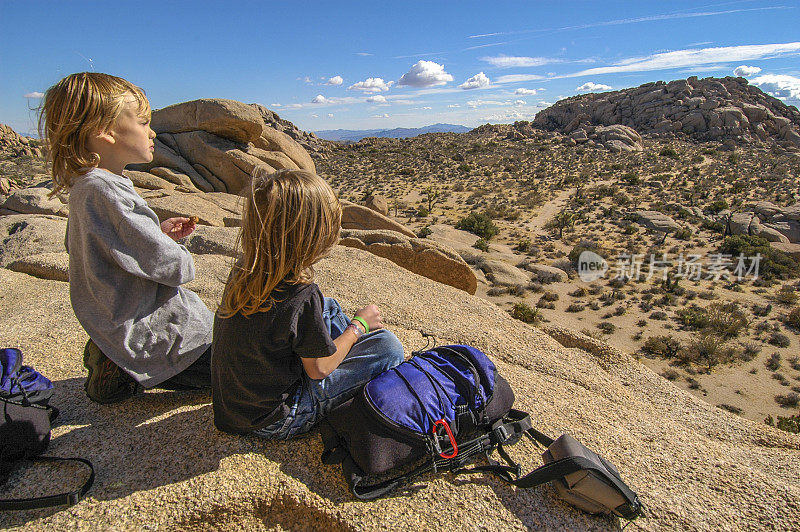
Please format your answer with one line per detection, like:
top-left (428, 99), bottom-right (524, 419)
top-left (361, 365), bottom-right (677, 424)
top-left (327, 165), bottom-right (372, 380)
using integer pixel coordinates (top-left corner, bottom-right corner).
top-left (161, 217), bottom-right (196, 240)
top-left (354, 304), bottom-right (384, 332)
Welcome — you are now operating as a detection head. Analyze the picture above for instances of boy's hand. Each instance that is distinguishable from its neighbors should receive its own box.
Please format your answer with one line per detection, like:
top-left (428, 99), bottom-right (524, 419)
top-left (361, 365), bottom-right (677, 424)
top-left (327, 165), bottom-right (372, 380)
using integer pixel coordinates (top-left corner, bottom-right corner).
top-left (161, 217), bottom-right (196, 240)
top-left (354, 304), bottom-right (385, 332)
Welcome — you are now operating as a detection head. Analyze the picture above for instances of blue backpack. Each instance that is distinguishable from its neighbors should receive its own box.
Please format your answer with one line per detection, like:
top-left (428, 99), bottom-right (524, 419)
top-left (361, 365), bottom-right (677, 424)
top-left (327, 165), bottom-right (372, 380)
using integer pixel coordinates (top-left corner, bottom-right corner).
top-left (320, 342), bottom-right (642, 522)
top-left (0, 348), bottom-right (94, 511)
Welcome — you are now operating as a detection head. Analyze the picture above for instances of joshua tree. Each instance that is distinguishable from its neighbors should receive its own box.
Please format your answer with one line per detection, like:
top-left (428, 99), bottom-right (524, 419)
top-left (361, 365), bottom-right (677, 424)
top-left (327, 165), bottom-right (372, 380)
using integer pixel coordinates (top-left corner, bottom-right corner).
top-left (423, 185), bottom-right (443, 214)
top-left (546, 210), bottom-right (577, 240)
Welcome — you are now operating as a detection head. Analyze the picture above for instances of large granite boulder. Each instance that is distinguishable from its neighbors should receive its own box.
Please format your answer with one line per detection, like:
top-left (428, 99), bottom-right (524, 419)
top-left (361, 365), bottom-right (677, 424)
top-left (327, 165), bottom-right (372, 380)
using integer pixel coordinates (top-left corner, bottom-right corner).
top-left (339, 229), bottom-right (477, 294)
top-left (0, 188), bottom-right (69, 217)
top-left (151, 99), bottom-right (264, 144)
top-left (0, 214), bottom-right (67, 267)
top-left (341, 200), bottom-right (415, 238)
top-left (635, 211), bottom-right (680, 234)
top-left (129, 99), bottom-right (317, 194)
top-left (477, 258), bottom-right (531, 287)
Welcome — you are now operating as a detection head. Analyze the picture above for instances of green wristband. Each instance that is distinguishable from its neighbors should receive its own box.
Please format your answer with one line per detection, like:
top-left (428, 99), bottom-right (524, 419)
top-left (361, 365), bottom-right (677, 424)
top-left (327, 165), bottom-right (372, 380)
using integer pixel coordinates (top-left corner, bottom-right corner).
top-left (352, 317), bottom-right (369, 334)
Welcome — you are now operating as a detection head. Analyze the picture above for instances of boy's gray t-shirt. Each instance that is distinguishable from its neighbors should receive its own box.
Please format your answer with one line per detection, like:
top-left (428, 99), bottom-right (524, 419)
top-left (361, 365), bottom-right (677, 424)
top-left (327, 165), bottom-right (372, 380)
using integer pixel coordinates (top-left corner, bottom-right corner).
top-left (66, 167), bottom-right (212, 387)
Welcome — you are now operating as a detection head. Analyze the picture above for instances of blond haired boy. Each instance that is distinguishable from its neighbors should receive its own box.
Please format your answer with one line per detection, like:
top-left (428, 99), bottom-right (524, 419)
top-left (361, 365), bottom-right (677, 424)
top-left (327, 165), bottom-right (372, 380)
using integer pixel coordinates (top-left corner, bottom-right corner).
top-left (40, 72), bottom-right (213, 403)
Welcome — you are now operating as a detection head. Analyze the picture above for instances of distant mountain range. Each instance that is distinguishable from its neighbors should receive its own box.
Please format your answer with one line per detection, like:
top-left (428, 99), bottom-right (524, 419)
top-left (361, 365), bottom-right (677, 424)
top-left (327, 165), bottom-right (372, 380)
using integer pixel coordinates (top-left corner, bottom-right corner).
top-left (314, 123), bottom-right (471, 142)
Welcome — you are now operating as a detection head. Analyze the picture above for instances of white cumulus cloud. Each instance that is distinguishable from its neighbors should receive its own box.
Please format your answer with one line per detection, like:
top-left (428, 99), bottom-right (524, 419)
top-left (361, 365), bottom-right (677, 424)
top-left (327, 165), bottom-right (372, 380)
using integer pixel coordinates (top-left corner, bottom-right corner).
top-left (448, 104), bottom-right (460, 108)
top-left (312, 95), bottom-right (329, 104)
top-left (326, 75), bottom-right (344, 85)
top-left (515, 88), bottom-right (537, 95)
top-left (514, 100), bottom-right (526, 106)
top-left (576, 82), bottom-right (612, 92)
top-left (733, 65), bottom-right (762, 77)
top-left (372, 113), bottom-right (390, 118)
top-left (24, 91), bottom-right (44, 99)
top-left (366, 95), bottom-right (387, 103)
top-left (397, 60), bottom-right (453, 88)
top-left (327, 113), bottom-right (334, 118)
top-left (348, 77), bottom-right (393, 93)
top-left (480, 55), bottom-right (559, 68)
top-left (459, 72), bottom-right (491, 90)
top-left (749, 74), bottom-right (800, 102)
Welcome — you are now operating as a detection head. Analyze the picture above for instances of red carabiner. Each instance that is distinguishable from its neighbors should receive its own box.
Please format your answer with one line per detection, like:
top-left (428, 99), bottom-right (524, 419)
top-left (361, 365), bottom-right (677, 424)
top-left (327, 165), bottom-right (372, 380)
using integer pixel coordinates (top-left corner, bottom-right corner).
top-left (432, 419), bottom-right (458, 459)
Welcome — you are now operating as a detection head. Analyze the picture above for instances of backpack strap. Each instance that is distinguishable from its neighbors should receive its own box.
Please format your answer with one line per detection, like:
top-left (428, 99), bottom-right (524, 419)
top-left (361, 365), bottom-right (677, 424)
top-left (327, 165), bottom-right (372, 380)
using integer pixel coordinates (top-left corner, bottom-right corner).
top-left (0, 456), bottom-right (94, 511)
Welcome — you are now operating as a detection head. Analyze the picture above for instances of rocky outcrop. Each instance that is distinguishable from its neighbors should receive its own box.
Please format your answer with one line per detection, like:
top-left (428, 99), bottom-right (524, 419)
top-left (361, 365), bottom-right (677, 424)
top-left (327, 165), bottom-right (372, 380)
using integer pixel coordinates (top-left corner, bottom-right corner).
top-left (364, 194), bottom-right (389, 216)
top-left (0, 123), bottom-right (42, 158)
top-left (339, 229), bottom-right (477, 294)
top-left (251, 104), bottom-right (334, 159)
top-left (129, 99), bottom-right (318, 194)
top-left (728, 202), bottom-right (800, 244)
top-left (341, 200), bottom-right (415, 237)
top-left (0, 187), bottom-right (69, 217)
top-left (568, 123), bottom-right (643, 152)
top-left (531, 76), bottom-right (800, 150)
top-left (1, 236), bottom-right (798, 530)
top-left (635, 210), bottom-right (681, 235)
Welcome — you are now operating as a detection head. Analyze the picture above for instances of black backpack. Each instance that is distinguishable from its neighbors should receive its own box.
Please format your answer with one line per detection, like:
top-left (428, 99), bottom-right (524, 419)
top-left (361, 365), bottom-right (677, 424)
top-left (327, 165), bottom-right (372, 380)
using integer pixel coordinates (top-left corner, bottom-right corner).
top-left (0, 348), bottom-right (94, 511)
top-left (320, 340), bottom-right (643, 522)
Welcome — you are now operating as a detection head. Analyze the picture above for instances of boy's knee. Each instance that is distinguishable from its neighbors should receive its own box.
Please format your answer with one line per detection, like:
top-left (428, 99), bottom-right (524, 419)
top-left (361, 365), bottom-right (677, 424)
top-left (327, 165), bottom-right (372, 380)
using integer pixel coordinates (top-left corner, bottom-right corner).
top-left (372, 329), bottom-right (405, 367)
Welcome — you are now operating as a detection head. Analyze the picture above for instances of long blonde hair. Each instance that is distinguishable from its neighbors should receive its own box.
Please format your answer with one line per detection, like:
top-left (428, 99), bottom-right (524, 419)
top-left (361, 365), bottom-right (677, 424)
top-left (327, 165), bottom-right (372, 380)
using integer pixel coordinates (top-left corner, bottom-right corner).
top-left (38, 72), bottom-right (151, 196)
top-left (218, 168), bottom-right (342, 317)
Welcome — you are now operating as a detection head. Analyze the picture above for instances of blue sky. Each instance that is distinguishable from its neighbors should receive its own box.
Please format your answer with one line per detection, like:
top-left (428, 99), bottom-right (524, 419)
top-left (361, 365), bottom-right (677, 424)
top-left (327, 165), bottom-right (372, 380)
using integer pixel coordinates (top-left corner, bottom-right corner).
top-left (1, 1), bottom-right (799, 135)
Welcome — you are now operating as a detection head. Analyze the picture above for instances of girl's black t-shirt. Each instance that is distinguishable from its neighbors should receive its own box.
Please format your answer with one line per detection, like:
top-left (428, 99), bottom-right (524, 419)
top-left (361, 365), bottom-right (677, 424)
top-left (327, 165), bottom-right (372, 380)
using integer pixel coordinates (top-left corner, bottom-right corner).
top-left (211, 282), bottom-right (337, 433)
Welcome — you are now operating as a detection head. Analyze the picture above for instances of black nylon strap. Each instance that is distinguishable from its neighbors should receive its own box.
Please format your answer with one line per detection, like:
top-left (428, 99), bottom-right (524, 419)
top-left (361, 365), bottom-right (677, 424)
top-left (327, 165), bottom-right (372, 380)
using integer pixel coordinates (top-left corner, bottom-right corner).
top-left (0, 456), bottom-right (94, 511)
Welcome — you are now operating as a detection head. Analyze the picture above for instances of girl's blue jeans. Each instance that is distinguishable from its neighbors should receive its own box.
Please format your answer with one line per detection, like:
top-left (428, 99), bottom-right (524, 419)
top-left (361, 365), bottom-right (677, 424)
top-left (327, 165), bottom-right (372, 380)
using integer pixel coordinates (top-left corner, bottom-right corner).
top-left (255, 297), bottom-right (405, 440)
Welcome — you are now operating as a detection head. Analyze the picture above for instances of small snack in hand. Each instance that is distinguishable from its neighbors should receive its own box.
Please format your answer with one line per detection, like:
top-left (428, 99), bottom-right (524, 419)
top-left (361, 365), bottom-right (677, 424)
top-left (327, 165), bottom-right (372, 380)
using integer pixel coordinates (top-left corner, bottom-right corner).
top-left (188, 216), bottom-right (199, 225)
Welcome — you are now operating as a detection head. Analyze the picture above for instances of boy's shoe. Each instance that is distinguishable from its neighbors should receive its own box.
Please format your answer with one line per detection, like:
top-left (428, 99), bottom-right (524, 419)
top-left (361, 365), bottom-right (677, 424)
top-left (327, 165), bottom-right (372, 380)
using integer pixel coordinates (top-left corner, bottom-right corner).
top-left (83, 340), bottom-right (142, 404)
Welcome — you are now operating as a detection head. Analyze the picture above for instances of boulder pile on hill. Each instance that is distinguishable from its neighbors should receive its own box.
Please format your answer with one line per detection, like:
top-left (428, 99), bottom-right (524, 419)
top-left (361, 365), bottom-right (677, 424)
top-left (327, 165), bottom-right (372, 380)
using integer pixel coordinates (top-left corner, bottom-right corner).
top-left (0, 123), bottom-right (42, 158)
top-left (530, 76), bottom-right (800, 150)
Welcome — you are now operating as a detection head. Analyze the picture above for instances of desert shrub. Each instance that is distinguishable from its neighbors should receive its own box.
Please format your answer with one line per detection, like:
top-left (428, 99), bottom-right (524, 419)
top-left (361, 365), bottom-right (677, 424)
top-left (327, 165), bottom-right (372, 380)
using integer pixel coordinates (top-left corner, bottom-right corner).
top-left (674, 227), bottom-right (693, 240)
top-left (597, 322), bottom-right (616, 334)
top-left (456, 212), bottom-right (499, 240)
top-left (676, 303), bottom-right (748, 338)
top-left (775, 287), bottom-right (799, 305)
top-left (416, 226), bottom-right (432, 238)
top-left (659, 147), bottom-right (679, 159)
top-left (705, 199), bottom-right (729, 214)
top-left (719, 235), bottom-right (799, 280)
top-left (473, 238), bottom-right (490, 252)
top-left (765, 414), bottom-right (800, 433)
top-left (416, 206), bottom-right (429, 217)
top-left (570, 287), bottom-right (587, 297)
top-left (636, 319), bottom-right (648, 327)
top-left (768, 332), bottom-right (791, 348)
top-left (514, 238), bottom-right (532, 253)
top-left (540, 291), bottom-right (559, 302)
top-left (752, 303), bottom-right (772, 317)
top-left (567, 240), bottom-right (603, 266)
top-left (686, 377), bottom-right (701, 389)
top-left (789, 356), bottom-right (800, 371)
top-left (613, 305), bottom-right (626, 316)
top-left (537, 300), bottom-right (556, 309)
top-left (774, 392), bottom-right (800, 408)
top-left (784, 307), bottom-right (800, 329)
top-left (486, 287), bottom-right (506, 296)
top-left (766, 352), bottom-right (782, 371)
top-left (741, 342), bottom-right (761, 361)
top-left (642, 335), bottom-right (682, 358)
top-left (508, 284), bottom-right (526, 297)
top-left (718, 404), bottom-right (743, 415)
top-left (650, 311), bottom-right (668, 320)
top-left (680, 333), bottom-right (736, 369)
top-left (399, 167), bottom-right (415, 176)
top-left (565, 303), bottom-right (585, 313)
top-left (511, 303), bottom-right (542, 324)
top-left (661, 369), bottom-right (680, 380)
